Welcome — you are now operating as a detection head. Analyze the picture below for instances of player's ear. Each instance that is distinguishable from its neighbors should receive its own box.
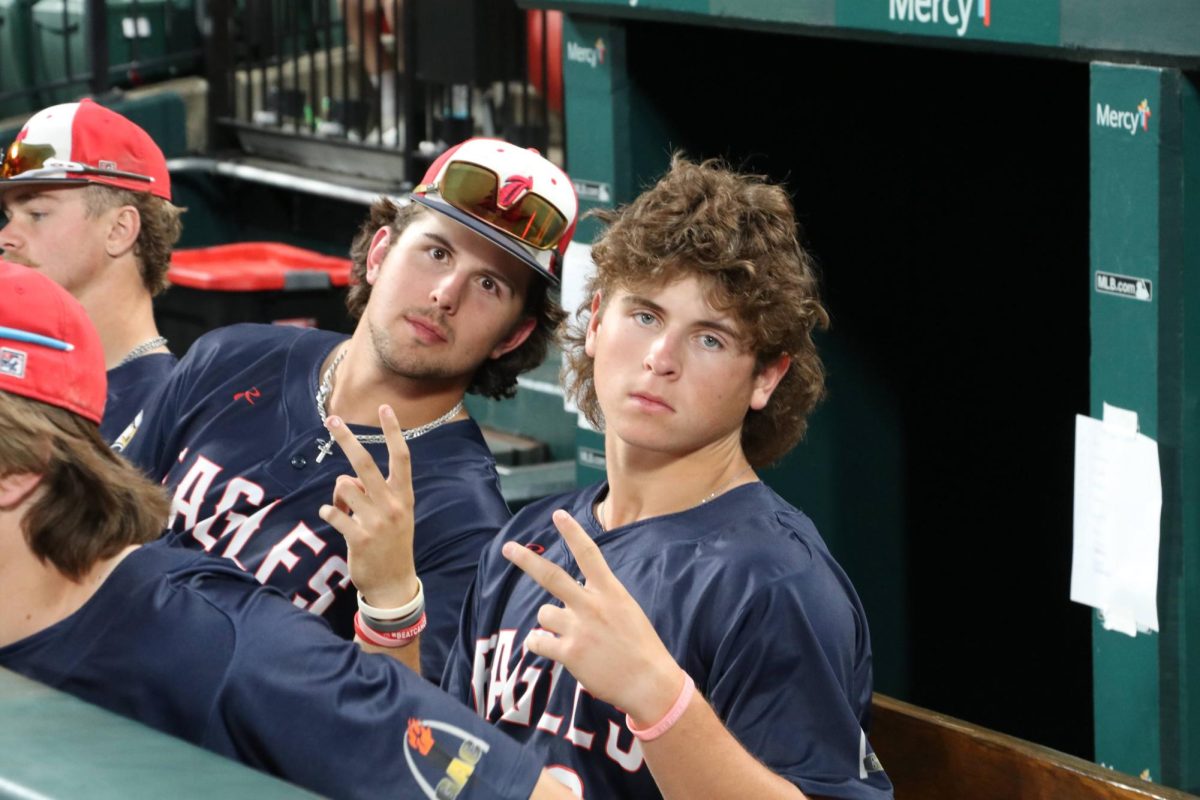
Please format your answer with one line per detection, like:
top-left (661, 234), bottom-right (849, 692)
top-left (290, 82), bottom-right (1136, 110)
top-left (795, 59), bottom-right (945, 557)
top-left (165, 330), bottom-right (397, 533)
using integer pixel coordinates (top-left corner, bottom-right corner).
top-left (584, 291), bottom-right (603, 358)
top-left (365, 227), bottom-right (392, 286)
top-left (104, 205), bottom-right (141, 259)
top-left (749, 354), bottom-right (791, 411)
top-left (491, 316), bottom-right (536, 360)
top-left (0, 472), bottom-right (43, 510)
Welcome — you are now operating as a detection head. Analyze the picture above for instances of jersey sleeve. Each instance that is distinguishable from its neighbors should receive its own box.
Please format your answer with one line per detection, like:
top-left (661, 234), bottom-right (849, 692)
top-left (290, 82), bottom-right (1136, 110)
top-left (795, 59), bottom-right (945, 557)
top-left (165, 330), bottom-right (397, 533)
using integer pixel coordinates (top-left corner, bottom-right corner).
top-left (213, 589), bottom-right (542, 800)
top-left (706, 573), bottom-right (894, 800)
top-left (439, 538), bottom-right (493, 709)
top-left (419, 522), bottom-right (500, 683)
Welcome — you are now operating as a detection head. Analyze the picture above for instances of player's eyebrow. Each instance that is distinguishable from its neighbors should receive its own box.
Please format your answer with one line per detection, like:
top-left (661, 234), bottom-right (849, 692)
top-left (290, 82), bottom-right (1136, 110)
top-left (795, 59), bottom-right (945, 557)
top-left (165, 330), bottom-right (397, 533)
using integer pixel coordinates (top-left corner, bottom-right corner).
top-left (620, 293), bottom-right (742, 339)
top-left (3, 190), bottom-right (53, 210)
top-left (420, 232), bottom-right (455, 252)
top-left (420, 231), bottom-right (518, 295)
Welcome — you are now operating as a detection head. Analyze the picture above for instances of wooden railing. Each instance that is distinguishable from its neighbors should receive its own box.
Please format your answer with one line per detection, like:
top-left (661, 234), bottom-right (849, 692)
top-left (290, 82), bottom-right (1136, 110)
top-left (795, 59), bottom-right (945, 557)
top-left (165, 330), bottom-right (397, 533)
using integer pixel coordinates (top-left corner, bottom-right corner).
top-left (871, 695), bottom-right (1199, 800)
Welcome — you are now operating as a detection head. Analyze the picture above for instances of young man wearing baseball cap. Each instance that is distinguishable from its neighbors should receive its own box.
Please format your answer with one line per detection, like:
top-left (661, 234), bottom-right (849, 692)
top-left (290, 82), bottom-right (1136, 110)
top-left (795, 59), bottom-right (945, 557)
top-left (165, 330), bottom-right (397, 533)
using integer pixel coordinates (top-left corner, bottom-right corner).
top-left (0, 261), bottom-right (576, 800)
top-left (121, 138), bottom-right (577, 678)
top-left (0, 99), bottom-right (181, 443)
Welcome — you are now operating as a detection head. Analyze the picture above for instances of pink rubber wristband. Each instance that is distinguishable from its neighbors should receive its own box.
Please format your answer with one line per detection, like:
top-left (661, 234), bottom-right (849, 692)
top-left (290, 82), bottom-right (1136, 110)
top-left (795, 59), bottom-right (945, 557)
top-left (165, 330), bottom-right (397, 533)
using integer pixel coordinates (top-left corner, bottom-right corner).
top-left (354, 610), bottom-right (425, 648)
top-left (626, 673), bottom-right (695, 742)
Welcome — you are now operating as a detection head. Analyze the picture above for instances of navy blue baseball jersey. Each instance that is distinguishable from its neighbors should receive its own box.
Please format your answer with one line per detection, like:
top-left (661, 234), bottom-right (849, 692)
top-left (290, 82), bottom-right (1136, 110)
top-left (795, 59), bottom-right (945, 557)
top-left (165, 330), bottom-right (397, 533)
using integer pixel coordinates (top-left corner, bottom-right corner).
top-left (0, 541), bottom-right (542, 800)
top-left (101, 351), bottom-right (177, 443)
top-left (122, 324), bottom-right (512, 678)
top-left (443, 481), bottom-right (894, 800)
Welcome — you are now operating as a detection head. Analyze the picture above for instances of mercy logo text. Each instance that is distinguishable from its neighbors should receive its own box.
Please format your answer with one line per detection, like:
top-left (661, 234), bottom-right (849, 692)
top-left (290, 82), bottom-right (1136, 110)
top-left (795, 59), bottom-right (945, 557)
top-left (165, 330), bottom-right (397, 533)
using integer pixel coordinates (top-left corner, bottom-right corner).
top-left (1095, 100), bottom-right (1151, 136)
top-left (566, 38), bottom-right (606, 69)
top-left (888, 0), bottom-right (990, 37)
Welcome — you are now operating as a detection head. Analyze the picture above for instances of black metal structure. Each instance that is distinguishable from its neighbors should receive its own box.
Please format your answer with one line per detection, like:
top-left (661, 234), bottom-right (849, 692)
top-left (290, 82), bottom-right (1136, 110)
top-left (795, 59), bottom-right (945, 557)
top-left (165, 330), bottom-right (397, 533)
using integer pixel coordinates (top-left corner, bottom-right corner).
top-left (203, 0), bottom-right (555, 189)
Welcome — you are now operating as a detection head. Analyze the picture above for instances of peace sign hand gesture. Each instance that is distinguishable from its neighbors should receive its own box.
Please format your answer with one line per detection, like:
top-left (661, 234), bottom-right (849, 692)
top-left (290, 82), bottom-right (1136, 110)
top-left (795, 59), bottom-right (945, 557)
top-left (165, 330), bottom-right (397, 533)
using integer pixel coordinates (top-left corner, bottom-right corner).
top-left (318, 405), bottom-right (419, 608)
top-left (501, 509), bottom-right (687, 728)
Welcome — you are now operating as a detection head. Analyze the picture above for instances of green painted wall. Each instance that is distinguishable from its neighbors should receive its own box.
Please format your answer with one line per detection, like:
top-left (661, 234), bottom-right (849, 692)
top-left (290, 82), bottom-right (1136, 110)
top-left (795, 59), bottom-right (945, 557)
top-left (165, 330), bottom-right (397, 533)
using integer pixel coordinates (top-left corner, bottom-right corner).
top-left (1089, 63), bottom-right (1200, 792)
top-left (530, 0), bottom-right (1200, 60)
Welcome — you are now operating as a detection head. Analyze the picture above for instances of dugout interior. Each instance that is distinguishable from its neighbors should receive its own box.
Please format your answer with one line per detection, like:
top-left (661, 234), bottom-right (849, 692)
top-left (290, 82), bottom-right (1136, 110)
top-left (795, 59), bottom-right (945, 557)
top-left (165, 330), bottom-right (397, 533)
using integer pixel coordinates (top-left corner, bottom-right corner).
top-left (615, 21), bottom-right (1092, 758)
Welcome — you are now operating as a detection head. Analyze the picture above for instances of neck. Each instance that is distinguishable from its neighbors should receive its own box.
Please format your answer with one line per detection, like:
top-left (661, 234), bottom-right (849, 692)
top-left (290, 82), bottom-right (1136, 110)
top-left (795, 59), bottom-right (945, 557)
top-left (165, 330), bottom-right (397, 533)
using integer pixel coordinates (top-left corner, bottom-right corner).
top-left (75, 263), bottom-right (165, 370)
top-left (599, 434), bottom-right (756, 530)
top-left (0, 517), bottom-right (136, 648)
top-left (324, 328), bottom-right (469, 429)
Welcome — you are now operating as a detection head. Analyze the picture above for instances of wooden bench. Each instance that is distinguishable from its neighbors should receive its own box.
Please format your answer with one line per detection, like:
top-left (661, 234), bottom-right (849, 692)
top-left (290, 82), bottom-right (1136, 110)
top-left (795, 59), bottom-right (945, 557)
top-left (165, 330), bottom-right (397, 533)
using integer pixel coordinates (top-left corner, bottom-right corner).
top-left (871, 694), bottom-right (1199, 800)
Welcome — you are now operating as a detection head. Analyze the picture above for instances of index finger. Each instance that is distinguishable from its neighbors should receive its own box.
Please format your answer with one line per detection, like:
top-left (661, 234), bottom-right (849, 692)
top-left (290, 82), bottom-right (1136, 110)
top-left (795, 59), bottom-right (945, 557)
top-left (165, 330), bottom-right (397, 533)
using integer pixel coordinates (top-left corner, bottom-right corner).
top-left (502, 538), bottom-right (587, 606)
top-left (324, 415), bottom-right (389, 497)
top-left (377, 405), bottom-right (414, 501)
top-left (551, 509), bottom-right (616, 586)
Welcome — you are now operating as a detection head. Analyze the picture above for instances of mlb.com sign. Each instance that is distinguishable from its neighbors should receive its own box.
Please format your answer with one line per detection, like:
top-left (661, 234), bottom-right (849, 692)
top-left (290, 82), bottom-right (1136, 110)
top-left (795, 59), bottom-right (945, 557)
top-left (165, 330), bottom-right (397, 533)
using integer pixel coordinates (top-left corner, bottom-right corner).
top-left (888, 0), bottom-right (990, 37)
top-left (1095, 99), bottom-right (1152, 136)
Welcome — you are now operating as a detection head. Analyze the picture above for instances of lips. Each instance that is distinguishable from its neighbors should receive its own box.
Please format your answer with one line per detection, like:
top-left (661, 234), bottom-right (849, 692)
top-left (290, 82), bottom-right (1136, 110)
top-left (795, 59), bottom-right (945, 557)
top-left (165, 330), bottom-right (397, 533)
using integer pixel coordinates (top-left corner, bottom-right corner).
top-left (0, 253), bottom-right (32, 267)
top-left (405, 314), bottom-right (449, 344)
top-left (629, 391), bottom-right (674, 412)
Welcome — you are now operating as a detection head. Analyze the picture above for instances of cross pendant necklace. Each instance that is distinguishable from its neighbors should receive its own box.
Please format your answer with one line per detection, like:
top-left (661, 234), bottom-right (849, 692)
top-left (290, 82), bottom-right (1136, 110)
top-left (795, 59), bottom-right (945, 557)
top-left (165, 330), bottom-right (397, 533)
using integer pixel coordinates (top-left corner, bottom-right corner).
top-left (312, 344), bottom-right (464, 464)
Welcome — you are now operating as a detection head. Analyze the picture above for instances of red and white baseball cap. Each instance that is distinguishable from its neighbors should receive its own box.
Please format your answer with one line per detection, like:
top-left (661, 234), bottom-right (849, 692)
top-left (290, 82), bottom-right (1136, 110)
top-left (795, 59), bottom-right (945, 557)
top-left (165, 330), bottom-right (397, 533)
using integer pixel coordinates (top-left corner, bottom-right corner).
top-left (412, 138), bottom-right (577, 284)
top-left (0, 262), bottom-right (106, 424)
top-left (0, 99), bottom-right (171, 200)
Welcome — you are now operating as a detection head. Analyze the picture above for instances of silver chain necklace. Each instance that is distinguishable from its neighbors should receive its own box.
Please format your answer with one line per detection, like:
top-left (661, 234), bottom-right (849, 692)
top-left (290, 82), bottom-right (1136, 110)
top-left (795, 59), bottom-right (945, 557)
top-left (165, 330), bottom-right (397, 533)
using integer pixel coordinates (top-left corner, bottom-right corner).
top-left (117, 336), bottom-right (168, 367)
top-left (313, 345), bottom-right (464, 462)
top-left (596, 464), bottom-right (757, 531)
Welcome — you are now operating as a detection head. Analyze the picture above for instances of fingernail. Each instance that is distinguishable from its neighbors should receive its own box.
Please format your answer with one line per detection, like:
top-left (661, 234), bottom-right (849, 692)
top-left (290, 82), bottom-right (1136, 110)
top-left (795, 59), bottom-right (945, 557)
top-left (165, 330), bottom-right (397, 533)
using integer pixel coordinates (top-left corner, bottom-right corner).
top-left (502, 541), bottom-right (517, 559)
top-left (380, 405), bottom-right (395, 419)
top-left (327, 416), bottom-right (342, 429)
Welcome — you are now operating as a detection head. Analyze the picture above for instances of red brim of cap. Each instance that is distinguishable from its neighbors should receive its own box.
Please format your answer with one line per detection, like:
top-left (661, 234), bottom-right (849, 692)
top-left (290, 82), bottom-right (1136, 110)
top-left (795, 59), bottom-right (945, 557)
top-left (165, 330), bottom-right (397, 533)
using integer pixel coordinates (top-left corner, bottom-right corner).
top-left (411, 195), bottom-right (559, 285)
top-left (0, 174), bottom-right (170, 200)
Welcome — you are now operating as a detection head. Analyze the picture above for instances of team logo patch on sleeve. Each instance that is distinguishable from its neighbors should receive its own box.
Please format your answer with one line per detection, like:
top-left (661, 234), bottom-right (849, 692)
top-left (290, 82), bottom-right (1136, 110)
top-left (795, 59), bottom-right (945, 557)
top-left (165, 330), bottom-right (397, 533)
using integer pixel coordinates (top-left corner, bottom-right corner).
top-left (110, 409), bottom-right (143, 452)
top-left (859, 729), bottom-right (885, 778)
top-left (0, 348), bottom-right (27, 378)
top-left (404, 717), bottom-right (491, 799)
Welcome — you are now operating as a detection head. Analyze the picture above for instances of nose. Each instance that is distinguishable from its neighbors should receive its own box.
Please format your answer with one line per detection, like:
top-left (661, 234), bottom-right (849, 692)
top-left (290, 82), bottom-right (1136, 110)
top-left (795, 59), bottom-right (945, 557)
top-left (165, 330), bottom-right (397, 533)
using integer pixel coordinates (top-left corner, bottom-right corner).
top-left (0, 218), bottom-right (19, 254)
top-left (428, 269), bottom-right (466, 314)
top-left (643, 331), bottom-right (680, 377)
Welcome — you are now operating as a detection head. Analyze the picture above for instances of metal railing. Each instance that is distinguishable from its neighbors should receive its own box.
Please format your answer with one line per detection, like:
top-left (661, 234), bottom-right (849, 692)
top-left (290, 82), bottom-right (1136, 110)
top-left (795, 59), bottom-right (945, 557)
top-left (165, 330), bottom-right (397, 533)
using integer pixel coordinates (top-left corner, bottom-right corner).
top-left (204, 0), bottom-right (558, 188)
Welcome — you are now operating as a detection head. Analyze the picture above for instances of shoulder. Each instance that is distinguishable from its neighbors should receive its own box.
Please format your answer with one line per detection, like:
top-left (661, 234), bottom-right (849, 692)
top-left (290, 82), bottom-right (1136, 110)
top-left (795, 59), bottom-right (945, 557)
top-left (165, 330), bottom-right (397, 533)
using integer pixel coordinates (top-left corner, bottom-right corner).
top-left (495, 484), bottom-right (601, 552)
top-left (107, 352), bottom-right (179, 386)
top-left (696, 483), bottom-right (826, 571)
top-left (183, 324), bottom-right (341, 366)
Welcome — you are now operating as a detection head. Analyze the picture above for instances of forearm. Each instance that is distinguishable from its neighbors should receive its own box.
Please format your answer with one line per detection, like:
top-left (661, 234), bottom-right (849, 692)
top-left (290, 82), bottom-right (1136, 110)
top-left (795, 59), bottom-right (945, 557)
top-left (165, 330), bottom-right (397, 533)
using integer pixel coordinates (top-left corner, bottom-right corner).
top-left (356, 635), bottom-right (421, 673)
top-left (640, 693), bottom-right (807, 800)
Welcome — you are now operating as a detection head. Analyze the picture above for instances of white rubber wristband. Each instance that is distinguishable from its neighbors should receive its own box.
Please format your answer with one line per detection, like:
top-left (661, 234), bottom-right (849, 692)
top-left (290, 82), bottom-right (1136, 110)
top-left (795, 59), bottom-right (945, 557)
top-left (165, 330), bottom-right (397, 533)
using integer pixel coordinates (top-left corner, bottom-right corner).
top-left (357, 577), bottom-right (424, 621)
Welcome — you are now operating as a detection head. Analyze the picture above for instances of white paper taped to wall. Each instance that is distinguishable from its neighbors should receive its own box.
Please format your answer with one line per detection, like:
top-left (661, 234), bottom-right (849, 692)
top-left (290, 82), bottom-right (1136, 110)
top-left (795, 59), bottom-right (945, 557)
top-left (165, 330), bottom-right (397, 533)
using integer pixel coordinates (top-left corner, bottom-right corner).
top-left (1070, 404), bottom-right (1162, 636)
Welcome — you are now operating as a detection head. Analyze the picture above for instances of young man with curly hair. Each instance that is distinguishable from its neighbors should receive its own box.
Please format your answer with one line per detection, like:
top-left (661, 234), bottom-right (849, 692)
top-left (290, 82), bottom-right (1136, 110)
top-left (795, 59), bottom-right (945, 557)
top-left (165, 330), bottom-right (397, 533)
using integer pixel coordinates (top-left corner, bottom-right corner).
top-left (434, 156), bottom-right (894, 798)
top-left (121, 138), bottom-right (577, 679)
top-left (0, 99), bottom-right (182, 442)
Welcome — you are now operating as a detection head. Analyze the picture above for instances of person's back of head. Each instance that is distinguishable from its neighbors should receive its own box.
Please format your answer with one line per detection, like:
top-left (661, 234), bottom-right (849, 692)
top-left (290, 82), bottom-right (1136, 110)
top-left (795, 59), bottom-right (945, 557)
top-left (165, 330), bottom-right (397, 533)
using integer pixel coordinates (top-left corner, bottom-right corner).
top-left (0, 262), bottom-right (168, 579)
top-left (565, 154), bottom-right (830, 466)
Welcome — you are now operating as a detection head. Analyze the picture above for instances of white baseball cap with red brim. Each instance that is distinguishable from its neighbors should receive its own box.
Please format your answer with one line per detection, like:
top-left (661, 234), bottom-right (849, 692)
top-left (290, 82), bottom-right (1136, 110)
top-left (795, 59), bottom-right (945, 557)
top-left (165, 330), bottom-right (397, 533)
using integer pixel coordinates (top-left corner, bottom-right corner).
top-left (411, 138), bottom-right (577, 285)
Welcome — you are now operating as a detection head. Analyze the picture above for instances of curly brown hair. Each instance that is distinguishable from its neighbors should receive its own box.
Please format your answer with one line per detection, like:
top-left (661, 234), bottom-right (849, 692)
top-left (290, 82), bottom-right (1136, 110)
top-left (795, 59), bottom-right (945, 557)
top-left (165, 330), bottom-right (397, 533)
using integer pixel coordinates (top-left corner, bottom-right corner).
top-left (84, 184), bottom-right (182, 296)
top-left (562, 155), bottom-right (830, 467)
top-left (0, 392), bottom-right (170, 581)
top-left (346, 198), bottom-right (565, 399)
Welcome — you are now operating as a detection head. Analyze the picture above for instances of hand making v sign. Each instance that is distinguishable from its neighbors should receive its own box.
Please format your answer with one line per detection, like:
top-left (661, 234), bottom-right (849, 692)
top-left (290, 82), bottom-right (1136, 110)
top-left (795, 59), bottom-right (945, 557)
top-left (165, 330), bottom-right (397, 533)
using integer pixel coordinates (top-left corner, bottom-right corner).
top-left (319, 405), bottom-right (424, 669)
top-left (500, 509), bottom-right (688, 731)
